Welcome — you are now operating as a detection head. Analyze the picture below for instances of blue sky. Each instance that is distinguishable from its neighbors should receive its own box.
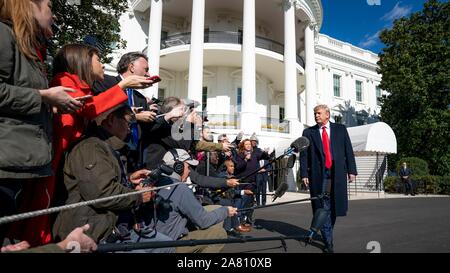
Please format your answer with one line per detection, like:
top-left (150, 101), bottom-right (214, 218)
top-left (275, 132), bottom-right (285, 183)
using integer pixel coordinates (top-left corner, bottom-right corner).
top-left (320, 0), bottom-right (430, 53)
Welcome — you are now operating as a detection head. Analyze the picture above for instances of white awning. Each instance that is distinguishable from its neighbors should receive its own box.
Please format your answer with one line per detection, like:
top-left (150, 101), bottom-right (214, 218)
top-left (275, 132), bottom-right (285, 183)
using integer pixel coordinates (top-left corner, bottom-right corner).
top-left (274, 122), bottom-right (397, 157)
top-left (347, 122), bottom-right (397, 155)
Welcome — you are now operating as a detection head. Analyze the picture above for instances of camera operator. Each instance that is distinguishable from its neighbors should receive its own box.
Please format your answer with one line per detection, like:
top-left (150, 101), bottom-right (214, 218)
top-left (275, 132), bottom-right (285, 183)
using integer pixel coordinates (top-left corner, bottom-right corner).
top-left (217, 133), bottom-right (240, 172)
top-left (92, 52), bottom-right (184, 172)
top-left (146, 149), bottom-right (237, 253)
top-left (144, 97), bottom-right (239, 190)
top-left (52, 105), bottom-right (174, 253)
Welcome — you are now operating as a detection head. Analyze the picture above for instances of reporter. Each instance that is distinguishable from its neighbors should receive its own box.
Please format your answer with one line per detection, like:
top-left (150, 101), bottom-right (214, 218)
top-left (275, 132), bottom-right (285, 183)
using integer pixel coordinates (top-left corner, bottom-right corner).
top-left (8, 44), bottom-right (151, 246)
top-left (0, 0), bottom-right (83, 245)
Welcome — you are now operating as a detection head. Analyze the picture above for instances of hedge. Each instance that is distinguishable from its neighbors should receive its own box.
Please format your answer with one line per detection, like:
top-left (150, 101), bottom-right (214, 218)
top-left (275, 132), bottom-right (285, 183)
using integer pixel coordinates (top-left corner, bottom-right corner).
top-left (384, 175), bottom-right (450, 195)
top-left (397, 157), bottom-right (429, 176)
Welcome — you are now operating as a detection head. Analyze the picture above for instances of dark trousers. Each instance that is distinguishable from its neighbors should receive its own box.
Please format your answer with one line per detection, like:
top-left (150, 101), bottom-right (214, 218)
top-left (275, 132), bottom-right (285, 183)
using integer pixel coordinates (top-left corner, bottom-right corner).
top-left (0, 180), bottom-right (23, 245)
top-left (239, 184), bottom-right (255, 224)
top-left (219, 198), bottom-right (239, 231)
top-left (317, 169), bottom-right (336, 247)
top-left (402, 178), bottom-right (413, 194)
top-left (256, 173), bottom-right (267, 206)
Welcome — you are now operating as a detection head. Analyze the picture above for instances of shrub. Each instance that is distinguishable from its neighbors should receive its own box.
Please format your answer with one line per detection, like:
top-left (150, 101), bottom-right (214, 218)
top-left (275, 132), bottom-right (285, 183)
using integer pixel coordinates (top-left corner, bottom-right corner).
top-left (413, 175), bottom-right (440, 194)
top-left (384, 175), bottom-right (449, 195)
top-left (383, 176), bottom-right (400, 193)
top-left (437, 176), bottom-right (450, 195)
top-left (397, 157), bottom-right (429, 176)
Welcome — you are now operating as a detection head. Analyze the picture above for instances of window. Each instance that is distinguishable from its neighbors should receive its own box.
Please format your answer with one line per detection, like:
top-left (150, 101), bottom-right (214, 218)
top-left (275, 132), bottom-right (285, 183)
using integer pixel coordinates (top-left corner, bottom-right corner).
top-left (333, 74), bottom-right (341, 97)
top-left (279, 107), bottom-right (285, 122)
top-left (376, 86), bottom-right (382, 106)
top-left (161, 31), bottom-right (168, 41)
top-left (157, 88), bottom-right (165, 101)
top-left (236, 87), bottom-right (242, 112)
top-left (204, 28), bottom-right (209, 43)
top-left (334, 115), bottom-right (342, 124)
top-left (202, 86), bottom-right (208, 110)
top-left (356, 80), bottom-right (363, 102)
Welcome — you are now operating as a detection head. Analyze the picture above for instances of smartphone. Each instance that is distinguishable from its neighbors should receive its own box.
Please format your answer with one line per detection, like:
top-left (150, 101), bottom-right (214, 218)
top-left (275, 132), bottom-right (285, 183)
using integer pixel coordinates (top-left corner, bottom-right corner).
top-left (134, 107), bottom-right (144, 113)
top-left (147, 75), bottom-right (161, 83)
top-left (75, 95), bottom-right (93, 101)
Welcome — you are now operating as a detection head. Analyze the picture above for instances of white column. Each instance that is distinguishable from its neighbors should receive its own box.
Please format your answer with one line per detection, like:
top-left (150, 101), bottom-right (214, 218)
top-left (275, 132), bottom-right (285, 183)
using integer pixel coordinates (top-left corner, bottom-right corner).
top-left (368, 79), bottom-right (377, 110)
top-left (147, 0), bottom-right (163, 98)
top-left (187, 0), bottom-right (205, 108)
top-left (304, 22), bottom-right (317, 126)
top-left (283, 0), bottom-right (302, 136)
top-left (240, 0), bottom-right (260, 134)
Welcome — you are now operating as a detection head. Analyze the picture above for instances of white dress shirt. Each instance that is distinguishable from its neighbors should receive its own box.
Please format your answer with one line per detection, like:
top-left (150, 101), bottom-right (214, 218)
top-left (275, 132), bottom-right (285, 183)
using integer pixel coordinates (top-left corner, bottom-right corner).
top-left (319, 121), bottom-right (331, 142)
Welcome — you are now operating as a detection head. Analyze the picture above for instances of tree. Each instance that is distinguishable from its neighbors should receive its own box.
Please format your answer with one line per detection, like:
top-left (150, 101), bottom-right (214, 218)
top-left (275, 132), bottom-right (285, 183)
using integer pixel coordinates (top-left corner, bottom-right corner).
top-left (378, 0), bottom-right (449, 176)
top-left (50, 0), bottom-right (129, 63)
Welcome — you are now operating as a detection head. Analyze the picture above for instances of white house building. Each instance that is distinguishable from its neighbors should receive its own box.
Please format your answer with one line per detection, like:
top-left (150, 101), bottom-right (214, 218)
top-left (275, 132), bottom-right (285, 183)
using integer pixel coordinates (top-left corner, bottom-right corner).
top-left (107, 0), bottom-right (392, 191)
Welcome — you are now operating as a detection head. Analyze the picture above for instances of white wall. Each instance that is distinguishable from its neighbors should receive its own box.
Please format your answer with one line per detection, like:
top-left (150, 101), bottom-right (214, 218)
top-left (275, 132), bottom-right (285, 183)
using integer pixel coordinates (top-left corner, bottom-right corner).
top-left (114, 8), bottom-right (382, 128)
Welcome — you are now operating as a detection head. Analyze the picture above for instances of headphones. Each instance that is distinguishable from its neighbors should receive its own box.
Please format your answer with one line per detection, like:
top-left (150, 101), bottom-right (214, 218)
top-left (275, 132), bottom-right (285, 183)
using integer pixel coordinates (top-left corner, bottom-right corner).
top-left (169, 149), bottom-right (184, 176)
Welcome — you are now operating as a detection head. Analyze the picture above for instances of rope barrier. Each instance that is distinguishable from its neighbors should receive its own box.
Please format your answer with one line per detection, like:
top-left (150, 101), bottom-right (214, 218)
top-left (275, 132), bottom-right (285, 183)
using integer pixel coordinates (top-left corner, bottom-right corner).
top-left (0, 182), bottom-right (182, 226)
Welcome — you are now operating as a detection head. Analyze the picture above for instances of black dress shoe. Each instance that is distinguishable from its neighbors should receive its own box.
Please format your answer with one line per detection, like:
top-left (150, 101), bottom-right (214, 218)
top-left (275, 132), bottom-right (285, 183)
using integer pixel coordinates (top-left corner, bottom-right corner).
top-left (253, 224), bottom-right (263, 230)
top-left (323, 243), bottom-right (334, 253)
top-left (226, 229), bottom-right (242, 238)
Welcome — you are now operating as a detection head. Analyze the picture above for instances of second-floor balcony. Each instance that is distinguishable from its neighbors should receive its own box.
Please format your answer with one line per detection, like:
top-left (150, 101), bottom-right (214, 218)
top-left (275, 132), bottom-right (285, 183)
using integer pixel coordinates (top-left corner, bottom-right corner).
top-left (207, 114), bottom-right (290, 134)
top-left (161, 31), bottom-right (305, 69)
top-left (261, 117), bottom-right (290, 134)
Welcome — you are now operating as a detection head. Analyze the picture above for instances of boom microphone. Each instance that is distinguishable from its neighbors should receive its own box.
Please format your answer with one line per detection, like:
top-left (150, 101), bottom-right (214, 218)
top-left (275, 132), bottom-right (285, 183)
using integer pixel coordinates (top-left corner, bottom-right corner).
top-left (272, 183), bottom-right (289, 202)
top-left (290, 136), bottom-right (310, 153)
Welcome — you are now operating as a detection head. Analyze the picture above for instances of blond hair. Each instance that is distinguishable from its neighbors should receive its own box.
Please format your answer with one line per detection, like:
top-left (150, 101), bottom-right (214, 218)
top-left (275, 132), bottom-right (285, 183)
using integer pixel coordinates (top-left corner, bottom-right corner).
top-left (314, 104), bottom-right (330, 114)
top-left (0, 0), bottom-right (43, 61)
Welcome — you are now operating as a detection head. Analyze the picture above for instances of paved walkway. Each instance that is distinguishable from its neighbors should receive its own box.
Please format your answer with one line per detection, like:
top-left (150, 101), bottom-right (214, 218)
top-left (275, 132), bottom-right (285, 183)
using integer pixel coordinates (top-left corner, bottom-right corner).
top-left (223, 193), bottom-right (450, 253)
top-left (266, 190), bottom-right (445, 204)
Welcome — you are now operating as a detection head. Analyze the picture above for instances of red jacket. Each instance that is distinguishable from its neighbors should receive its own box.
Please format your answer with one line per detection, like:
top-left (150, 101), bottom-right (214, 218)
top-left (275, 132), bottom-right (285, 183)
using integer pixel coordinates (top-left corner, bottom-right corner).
top-left (10, 72), bottom-right (128, 246)
top-left (51, 72), bottom-right (128, 165)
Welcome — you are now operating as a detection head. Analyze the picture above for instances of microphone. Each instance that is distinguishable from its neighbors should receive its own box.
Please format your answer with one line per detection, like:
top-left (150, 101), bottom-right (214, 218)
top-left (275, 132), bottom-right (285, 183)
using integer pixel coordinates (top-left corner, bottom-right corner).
top-left (183, 99), bottom-right (200, 109)
top-left (290, 136), bottom-right (310, 153)
top-left (272, 183), bottom-right (289, 202)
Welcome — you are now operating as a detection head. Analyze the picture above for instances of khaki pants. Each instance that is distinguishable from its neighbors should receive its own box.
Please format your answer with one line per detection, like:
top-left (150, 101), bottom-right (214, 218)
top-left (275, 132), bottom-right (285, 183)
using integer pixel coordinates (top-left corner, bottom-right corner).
top-left (176, 205), bottom-right (227, 253)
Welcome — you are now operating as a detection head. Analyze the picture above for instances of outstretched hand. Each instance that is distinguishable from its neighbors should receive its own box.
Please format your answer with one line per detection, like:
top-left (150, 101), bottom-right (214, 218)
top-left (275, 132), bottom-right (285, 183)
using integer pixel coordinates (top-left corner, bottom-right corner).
top-left (57, 224), bottom-right (97, 253)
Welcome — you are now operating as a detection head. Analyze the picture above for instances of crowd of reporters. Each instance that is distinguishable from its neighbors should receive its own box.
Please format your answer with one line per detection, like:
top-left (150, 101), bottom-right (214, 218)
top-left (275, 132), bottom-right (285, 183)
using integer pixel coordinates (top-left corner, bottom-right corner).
top-left (0, 0), bottom-right (275, 253)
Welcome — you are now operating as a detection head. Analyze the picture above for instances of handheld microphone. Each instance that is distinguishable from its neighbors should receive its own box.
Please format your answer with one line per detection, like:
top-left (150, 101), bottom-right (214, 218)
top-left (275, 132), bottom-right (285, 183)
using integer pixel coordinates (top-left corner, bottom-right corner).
top-left (290, 136), bottom-right (310, 153)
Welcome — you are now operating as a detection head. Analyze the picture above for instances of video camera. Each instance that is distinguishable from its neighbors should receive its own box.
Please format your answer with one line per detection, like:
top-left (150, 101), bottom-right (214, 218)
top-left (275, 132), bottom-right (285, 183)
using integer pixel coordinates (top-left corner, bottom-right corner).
top-left (137, 165), bottom-right (174, 210)
top-left (140, 164), bottom-right (174, 187)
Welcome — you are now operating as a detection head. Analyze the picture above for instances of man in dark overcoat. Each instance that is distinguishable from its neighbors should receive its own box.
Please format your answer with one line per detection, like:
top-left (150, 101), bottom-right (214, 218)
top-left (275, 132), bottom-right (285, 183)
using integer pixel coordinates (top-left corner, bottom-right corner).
top-left (300, 104), bottom-right (357, 253)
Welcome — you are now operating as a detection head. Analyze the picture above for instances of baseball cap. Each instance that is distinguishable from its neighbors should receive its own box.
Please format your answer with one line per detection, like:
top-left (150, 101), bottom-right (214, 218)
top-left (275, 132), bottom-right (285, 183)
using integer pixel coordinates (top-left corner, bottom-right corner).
top-left (162, 149), bottom-right (199, 167)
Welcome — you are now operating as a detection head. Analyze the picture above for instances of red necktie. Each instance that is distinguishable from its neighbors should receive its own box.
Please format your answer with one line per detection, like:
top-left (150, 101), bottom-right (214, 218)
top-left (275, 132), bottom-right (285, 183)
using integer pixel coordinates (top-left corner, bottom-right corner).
top-left (322, 126), bottom-right (332, 169)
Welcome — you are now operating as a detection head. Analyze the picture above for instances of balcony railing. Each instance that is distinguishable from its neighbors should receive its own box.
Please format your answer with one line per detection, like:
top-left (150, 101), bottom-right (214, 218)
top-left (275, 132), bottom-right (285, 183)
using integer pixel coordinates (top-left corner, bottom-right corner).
top-left (261, 118), bottom-right (290, 134)
top-left (207, 115), bottom-right (290, 134)
top-left (161, 31), bottom-right (305, 68)
top-left (207, 114), bottom-right (240, 129)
